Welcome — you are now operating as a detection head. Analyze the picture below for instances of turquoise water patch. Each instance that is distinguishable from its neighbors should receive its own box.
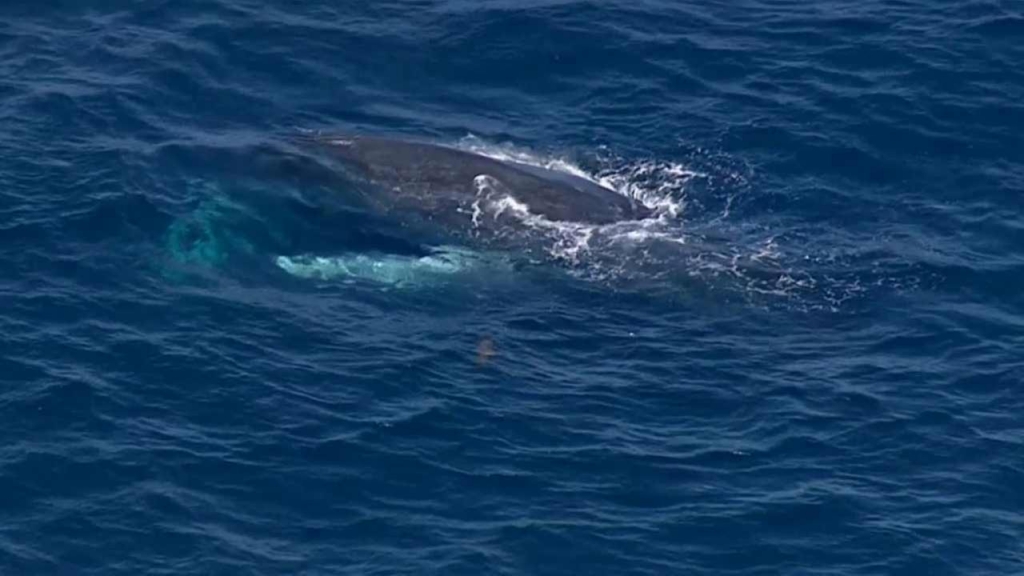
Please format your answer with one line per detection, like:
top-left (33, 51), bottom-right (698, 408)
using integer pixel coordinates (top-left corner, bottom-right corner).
top-left (164, 196), bottom-right (257, 271)
top-left (159, 192), bottom-right (264, 282)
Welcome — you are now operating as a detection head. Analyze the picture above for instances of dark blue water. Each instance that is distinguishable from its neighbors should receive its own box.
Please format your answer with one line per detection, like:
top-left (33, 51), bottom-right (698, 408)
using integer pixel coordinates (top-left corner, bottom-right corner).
top-left (2, 1), bottom-right (1023, 574)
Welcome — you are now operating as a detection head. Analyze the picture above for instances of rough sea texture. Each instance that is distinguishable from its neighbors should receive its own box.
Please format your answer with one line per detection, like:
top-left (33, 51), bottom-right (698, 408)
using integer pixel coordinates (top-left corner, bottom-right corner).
top-left (2, 1), bottom-right (1023, 574)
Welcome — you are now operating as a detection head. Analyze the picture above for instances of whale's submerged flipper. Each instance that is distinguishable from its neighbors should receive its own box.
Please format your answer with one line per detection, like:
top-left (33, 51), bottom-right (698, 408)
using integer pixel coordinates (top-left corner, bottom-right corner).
top-left (274, 245), bottom-right (500, 287)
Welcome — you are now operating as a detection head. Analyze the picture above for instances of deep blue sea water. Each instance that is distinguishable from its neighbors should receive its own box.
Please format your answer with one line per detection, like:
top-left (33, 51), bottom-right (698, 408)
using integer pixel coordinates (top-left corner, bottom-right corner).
top-left (2, 0), bottom-right (1023, 574)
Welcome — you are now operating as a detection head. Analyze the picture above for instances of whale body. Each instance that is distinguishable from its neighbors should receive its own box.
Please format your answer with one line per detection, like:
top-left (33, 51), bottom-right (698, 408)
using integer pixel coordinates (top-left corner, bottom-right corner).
top-left (266, 134), bottom-right (658, 285)
top-left (166, 134), bottom-right (656, 288)
top-left (295, 134), bottom-right (652, 233)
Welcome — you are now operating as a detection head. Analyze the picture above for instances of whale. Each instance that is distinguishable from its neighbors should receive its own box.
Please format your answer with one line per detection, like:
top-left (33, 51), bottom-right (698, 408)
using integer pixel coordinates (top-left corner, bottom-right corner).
top-left (292, 133), bottom-right (652, 233)
top-left (165, 133), bottom-right (655, 287)
top-left (256, 133), bottom-right (657, 285)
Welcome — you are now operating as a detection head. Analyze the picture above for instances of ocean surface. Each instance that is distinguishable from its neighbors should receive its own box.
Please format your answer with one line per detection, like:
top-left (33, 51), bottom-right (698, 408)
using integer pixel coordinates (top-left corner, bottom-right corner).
top-left (2, 1), bottom-right (1022, 574)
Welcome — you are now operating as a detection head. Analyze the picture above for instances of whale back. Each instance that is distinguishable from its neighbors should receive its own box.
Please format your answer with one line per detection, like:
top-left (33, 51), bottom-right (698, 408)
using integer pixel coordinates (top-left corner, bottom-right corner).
top-left (302, 135), bottom-right (652, 226)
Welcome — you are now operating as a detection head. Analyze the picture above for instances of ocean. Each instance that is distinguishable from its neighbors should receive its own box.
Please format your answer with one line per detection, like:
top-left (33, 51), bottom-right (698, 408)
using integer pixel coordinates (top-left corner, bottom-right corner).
top-left (1, 1), bottom-right (1022, 574)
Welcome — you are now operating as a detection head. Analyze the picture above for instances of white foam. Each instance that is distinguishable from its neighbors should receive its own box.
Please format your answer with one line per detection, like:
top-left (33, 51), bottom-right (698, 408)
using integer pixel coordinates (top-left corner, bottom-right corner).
top-left (469, 173), bottom-right (600, 263)
top-left (749, 236), bottom-right (782, 263)
top-left (454, 136), bottom-right (716, 265)
top-left (594, 160), bottom-right (700, 219)
top-left (455, 135), bottom-right (696, 218)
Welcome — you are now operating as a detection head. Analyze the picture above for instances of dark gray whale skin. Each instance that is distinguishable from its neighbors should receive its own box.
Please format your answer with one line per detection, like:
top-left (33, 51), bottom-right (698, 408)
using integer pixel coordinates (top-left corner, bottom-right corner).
top-left (296, 134), bottom-right (652, 229)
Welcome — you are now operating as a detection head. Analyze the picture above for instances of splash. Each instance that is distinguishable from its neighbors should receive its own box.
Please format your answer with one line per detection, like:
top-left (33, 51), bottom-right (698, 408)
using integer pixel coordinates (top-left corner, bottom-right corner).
top-left (455, 134), bottom-right (696, 219)
top-left (470, 173), bottom-right (596, 264)
top-left (460, 136), bottom-right (711, 267)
